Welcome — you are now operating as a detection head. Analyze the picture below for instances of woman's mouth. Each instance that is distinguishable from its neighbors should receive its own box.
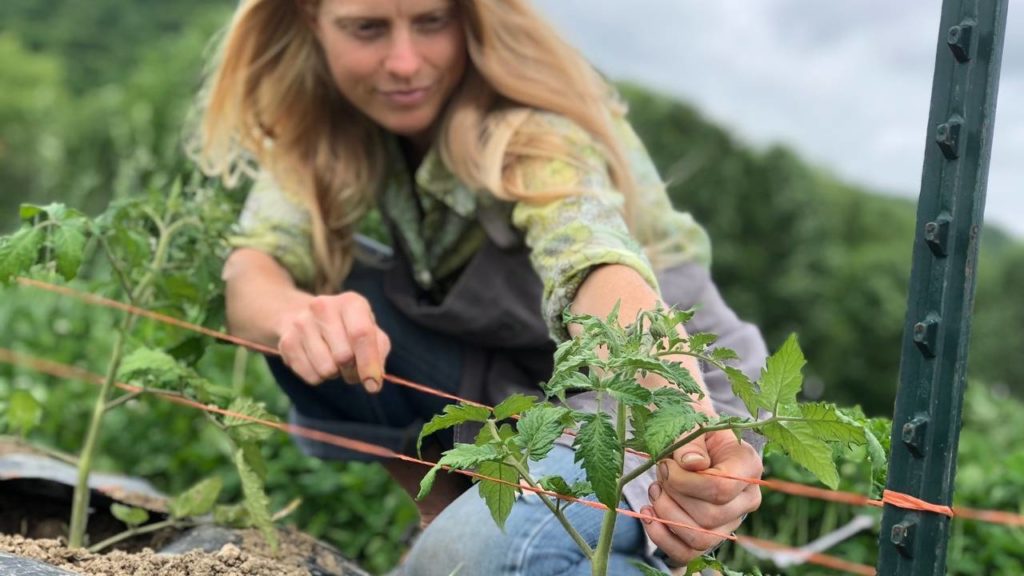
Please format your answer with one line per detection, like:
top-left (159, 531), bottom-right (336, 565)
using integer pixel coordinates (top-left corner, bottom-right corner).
top-left (380, 86), bottom-right (431, 107)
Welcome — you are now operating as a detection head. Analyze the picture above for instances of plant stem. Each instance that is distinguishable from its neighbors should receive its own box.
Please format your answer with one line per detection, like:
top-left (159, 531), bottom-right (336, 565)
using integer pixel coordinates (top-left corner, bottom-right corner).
top-left (68, 324), bottom-right (129, 548)
top-left (591, 400), bottom-right (628, 576)
top-left (87, 517), bottom-right (193, 553)
top-left (487, 421), bottom-right (593, 560)
top-left (232, 346), bottom-right (249, 395)
top-left (104, 390), bottom-right (143, 413)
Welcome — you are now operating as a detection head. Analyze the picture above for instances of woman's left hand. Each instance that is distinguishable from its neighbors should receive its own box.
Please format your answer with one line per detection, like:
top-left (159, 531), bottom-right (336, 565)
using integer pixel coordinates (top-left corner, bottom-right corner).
top-left (639, 428), bottom-right (763, 565)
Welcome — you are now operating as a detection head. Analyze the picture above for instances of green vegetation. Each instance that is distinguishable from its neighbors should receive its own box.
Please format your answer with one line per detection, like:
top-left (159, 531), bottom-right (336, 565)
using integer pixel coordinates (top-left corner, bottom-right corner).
top-left (0, 2), bottom-right (1021, 574)
top-left (416, 306), bottom-right (885, 575)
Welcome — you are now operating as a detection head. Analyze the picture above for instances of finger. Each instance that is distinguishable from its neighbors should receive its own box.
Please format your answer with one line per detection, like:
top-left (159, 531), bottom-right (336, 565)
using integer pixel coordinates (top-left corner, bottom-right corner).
top-left (313, 300), bottom-right (356, 369)
top-left (663, 437), bottom-right (762, 505)
top-left (672, 431), bottom-right (710, 471)
top-left (658, 469), bottom-right (762, 529)
top-left (639, 506), bottom-right (702, 566)
top-left (299, 317), bottom-right (341, 382)
top-left (339, 296), bottom-right (383, 392)
top-left (648, 482), bottom-right (729, 552)
top-left (279, 331), bottom-right (323, 385)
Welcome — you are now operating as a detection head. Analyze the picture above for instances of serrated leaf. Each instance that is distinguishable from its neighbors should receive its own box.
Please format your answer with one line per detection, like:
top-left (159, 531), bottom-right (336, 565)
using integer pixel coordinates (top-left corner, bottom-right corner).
top-left (0, 226), bottom-right (44, 284)
top-left (544, 370), bottom-right (593, 400)
top-left (516, 405), bottom-right (570, 461)
top-left (610, 357), bottom-right (701, 396)
top-left (762, 421), bottom-right (839, 489)
top-left (110, 504), bottom-right (149, 528)
top-left (724, 366), bottom-right (762, 417)
top-left (437, 442), bottom-right (502, 469)
top-left (537, 475), bottom-right (573, 496)
top-left (651, 387), bottom-right (689, 408)
top-left (643, 402), bottom-right (707, 457)
top-left (798, 403), bottom-right (865, 443)
top-left (687, 332), bottom-right (718, 351)
top-left (759, 334), bottom-right (805, 411)
top-left (684, 554), bottom-right (748, 576)
top-left (477, 460), bottom-right (518, 529)
top-left (709, 347), bottom-right (739, 362)
top-left (417, 404), bottom-right (491, 455)
top-left (235, 448), bottom-right (277, 551)
top-left (19, 204), bottom-right (45, 221)
top-left (51, 224), bottom-right (87, 280)
top-left (573, 413), bottom-right (622, 509)
top-left (6, 390), bottom-right (42, 436)
top-left (606, 377), bottom-right (653, 406)
top-left (170, 477), bottom-right (223, 519)
top-left (213, 503), bottom-right (251, 527)
top-left (417, 464), bottom-right (442, 501)
top-left (631, 561), bottom-right (670, 576)
top-left (224, 397), bottom-right (277, 443)
top-left (117, 347), bottom-right (190, 389)
top-left (493, 394), bottom-right (537, 421)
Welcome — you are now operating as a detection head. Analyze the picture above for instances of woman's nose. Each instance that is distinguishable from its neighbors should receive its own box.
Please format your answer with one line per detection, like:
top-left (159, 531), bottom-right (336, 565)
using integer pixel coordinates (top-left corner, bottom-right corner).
top-left (384, 30), bottom-right (422, 78)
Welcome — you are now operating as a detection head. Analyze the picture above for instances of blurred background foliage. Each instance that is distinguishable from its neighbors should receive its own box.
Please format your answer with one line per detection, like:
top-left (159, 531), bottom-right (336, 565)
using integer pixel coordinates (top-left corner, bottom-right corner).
top-left (1, 1), bottom-right (1021, 573)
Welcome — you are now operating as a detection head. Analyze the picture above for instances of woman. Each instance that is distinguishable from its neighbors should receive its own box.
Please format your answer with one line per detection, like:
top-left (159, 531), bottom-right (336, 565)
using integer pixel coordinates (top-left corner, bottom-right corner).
top-left (192, 0), bottom-right (766, 573)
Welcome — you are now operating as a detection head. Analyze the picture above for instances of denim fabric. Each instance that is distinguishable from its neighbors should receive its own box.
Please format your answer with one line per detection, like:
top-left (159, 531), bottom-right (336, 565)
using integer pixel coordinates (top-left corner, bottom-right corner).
top-left (265, 260), bottom-right (465, 461)
top-left (401, 443), bottom-right (667, 576)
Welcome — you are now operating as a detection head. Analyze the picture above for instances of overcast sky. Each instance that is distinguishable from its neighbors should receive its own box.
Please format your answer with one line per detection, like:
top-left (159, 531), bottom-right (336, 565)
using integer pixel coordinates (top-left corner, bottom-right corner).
top-left (535, 0), bottom-right (1023, 238)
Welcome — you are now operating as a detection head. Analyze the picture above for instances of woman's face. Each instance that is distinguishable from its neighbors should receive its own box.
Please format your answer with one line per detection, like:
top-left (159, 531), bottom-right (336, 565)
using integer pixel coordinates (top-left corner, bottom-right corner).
top-left (312, 0), bottom-right (468, 147)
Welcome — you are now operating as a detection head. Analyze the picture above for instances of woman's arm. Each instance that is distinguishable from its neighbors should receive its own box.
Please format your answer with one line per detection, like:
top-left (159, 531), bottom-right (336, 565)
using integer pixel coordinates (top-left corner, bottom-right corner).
top-left (571, 263), bottom-right (762, 565)
top-left (221, 248), bottom-right (390, 391)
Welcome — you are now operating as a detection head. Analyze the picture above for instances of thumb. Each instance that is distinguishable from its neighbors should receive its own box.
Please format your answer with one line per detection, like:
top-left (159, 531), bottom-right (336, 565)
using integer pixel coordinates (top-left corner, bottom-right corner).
top-left (673, 433), bottom-right (711, 472)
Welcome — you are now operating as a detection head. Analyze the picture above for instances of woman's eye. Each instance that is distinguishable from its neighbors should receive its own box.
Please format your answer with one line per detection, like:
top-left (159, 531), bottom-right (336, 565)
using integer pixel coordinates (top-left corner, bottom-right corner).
top-left (348, 20), bottom-right (386, 40)
top-left (416, 12), bottom-right (451, 32)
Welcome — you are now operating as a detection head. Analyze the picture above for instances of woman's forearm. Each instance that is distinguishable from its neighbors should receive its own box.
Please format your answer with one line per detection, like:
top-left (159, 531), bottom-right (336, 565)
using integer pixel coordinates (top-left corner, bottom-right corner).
top-left (570, 264), bottom-right (715, 413)
top-left (221, 248), bottom-right (315, 348)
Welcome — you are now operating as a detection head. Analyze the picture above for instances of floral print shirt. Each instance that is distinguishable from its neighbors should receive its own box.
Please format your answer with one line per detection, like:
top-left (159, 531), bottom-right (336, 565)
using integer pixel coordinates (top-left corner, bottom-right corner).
top-left (230, 111), bottom-right (711, 341)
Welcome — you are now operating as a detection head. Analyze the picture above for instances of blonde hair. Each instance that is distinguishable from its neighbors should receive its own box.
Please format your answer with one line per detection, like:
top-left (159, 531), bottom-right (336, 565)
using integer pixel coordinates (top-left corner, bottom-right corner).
top-left (191, 0), bottom-right (635, 293)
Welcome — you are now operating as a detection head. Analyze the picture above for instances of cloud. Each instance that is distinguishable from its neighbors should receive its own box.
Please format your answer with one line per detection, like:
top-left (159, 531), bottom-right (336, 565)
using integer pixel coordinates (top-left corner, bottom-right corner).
top-left (535, 0), bottom-right (1024, 237)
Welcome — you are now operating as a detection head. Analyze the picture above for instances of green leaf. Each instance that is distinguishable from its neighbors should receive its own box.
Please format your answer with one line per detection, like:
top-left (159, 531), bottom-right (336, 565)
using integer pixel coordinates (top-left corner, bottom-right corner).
top-left (686, 332), bottom-right (718, 351)
top-left (724, 366), bottom-right (762, 417)
top-left (610, 357), bottom-right (701, 396)
top-left (631, 561), bottom-right (670, 576)
top-left (0, 226), bottom-right (44, 285)
top-left (169, 477), bottom-right (223, 519)
top-left (573, 413), bottom-right (622, 509)
top-left (224, 397), bottom-right (277, 443)
top-left (117, 347), bottom-right (190, 389)
top-left (417, 464), bottom-right (443, 501)
top-left (418, 404), bottom-right (491, 455)
top-left (759, 334), bottom-right (805, 411)
top-left (19, 204), bottom-right (45, 221)
top-left (709, 347), bottom-right (740, 362)
top-left (643, 402), bottom-right (707, 457)
top-left (213, 503), bottom-right (251, 527)
top-left (477, 460), bottom-right (519, 529)
top-left (516, 405), bottom-right (570, 461)
top-left (762, 421), bottom-right (839, 489)
top-left (798, 403), bottom-right (865, 443)
top-left (544, 370), bottom-right (593, 400)
top-left (51, 223), bottom-right (87, 280)
top-left (6, 390), bottom-right (42, 436)
top-left (684, 554), bottom-right (749, 576)
top-left (651, 387), bottom-right (689, 408)
top-left (110, 504), bottom-right (149, 528)
top-left (493, 394), bottom-right (538, 421)
top-left (437, 443), bottom-right (502, 469)
top-left (606, 377), bottom-right (653, 406)
top-left (234, 448), bottom-right (277, 551)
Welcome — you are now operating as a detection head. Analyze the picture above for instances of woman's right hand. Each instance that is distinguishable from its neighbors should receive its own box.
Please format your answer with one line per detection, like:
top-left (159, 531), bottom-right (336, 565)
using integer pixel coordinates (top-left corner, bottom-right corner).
top-left (275, 292), bottom-right (391, 392)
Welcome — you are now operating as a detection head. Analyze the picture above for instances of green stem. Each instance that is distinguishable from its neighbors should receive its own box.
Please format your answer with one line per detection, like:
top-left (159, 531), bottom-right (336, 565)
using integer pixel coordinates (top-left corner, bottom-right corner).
top-left (592, 400), bottom-right (628, 576)
top-left (487, 421), bottom-right (593, 560)
top-left (67, 211), bottom-right (193, 548)
top-left (104, 390), bottom-right (143, 413)
top-left (87, 517), bottom-right (193, 553)
top-left (232, 346), bottom-right (249, 395)
top-left (68, 324), bottom-right (129, 548)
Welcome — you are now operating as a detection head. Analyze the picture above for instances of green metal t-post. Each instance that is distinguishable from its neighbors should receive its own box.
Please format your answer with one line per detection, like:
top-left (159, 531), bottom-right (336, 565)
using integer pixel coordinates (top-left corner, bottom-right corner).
top-left (878, 0), bottom-right (1008, 574)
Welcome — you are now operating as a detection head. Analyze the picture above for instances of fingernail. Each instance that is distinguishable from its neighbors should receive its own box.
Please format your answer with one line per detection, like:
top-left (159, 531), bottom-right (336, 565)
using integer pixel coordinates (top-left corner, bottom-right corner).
top-left (648, 482), bottom-right (662, 502)
top-left (657, 462), bottom-right (669, 482)
top-left (640, 507), bottom-right (654, 524)
top-left (681, 453), bottom-right (704, 466)
top-left (364, 378), bottom-right (380, 393)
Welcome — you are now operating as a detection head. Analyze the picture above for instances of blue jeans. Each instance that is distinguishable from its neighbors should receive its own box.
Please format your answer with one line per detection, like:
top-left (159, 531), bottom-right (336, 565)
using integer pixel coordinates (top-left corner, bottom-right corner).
top-left (402, 444), bottom-right (662, 576)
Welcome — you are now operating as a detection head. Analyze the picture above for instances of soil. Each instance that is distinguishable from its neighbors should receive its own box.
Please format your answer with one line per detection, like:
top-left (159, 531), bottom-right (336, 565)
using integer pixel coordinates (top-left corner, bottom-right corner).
top-left (0, 532), bottom-right (314, 576)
